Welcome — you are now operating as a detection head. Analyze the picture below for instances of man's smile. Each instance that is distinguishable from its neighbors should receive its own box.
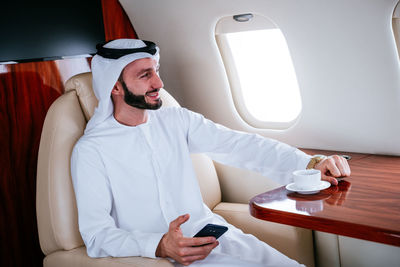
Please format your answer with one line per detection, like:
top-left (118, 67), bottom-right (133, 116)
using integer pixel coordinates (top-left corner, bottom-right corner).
top-left (146, 89), bottom-right (160, 100)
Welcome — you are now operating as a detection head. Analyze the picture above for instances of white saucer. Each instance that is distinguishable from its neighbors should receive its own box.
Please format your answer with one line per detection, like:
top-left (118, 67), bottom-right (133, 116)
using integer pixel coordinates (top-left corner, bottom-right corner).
top-left (286, 181), bottom-right (331, 194)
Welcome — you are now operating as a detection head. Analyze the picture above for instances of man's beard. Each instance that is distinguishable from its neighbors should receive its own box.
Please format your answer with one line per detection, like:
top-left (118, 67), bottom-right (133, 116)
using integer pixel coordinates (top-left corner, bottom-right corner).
top-left (120, 80), bottom-right (162, 110)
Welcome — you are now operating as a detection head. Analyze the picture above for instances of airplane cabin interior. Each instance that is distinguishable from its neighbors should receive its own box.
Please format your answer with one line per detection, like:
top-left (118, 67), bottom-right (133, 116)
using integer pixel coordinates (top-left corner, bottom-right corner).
top-left (0, 0), bottom-right (399, 266)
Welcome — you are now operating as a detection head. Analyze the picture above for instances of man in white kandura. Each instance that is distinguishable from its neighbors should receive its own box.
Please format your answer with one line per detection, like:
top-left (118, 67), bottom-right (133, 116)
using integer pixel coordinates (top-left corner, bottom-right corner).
top-left (71, 39), bottom-right (351, 266)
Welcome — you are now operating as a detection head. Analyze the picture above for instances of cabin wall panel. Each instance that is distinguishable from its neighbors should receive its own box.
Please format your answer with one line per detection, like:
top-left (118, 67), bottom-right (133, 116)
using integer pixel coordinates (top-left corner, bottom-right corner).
top-left (121, 0), bottom-right (400, 156)
top-left (0, 1), bottom-right (136, 266)
top-left (0, 58), bottom-right (64, 267)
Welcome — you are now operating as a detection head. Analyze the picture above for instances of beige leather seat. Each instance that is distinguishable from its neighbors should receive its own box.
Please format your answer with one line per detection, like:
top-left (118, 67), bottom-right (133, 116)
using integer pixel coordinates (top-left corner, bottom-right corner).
top-left (36, 72), bottom-right (315, 267)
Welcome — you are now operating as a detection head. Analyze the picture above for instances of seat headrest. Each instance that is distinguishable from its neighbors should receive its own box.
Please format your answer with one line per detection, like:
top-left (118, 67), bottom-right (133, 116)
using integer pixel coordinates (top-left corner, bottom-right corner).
top-left (65, 72), bottom-right (97, 121)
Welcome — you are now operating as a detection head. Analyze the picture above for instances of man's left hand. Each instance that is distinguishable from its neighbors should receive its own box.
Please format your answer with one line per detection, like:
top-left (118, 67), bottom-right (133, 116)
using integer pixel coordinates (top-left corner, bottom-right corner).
top-left (314, 155), bottom-right (351, 185)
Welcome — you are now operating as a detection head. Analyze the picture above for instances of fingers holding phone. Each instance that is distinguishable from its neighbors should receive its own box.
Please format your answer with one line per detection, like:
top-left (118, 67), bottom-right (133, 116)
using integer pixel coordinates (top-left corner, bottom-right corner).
top-left (193, 224), bottom-right (228, 246)
top-left (155, 215), bottom-right (221, 266)
top-left (176, 237), bottom-right (219, 265)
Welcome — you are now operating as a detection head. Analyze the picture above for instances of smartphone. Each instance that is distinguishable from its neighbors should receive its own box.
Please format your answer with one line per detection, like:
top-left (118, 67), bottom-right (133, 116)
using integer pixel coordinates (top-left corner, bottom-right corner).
top-left (193, 223), bottom-right (228, 240)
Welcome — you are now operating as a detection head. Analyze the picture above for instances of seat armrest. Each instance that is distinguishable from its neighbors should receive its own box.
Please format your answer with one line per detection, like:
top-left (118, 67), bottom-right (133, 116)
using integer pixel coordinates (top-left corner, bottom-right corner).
top-left (44, 247), bottom-right (173, 267)
top-left (213, 202), bottom-right (315, 267)
top-left (214, 163), bottom-right (281, 204)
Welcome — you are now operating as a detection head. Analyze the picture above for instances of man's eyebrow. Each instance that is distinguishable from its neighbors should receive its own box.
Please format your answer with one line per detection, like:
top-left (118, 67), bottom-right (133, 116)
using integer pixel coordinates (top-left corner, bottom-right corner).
top-left (135, 68), bottom-right (153, 76)
top-left (136, 66), bottom-right (159, 76)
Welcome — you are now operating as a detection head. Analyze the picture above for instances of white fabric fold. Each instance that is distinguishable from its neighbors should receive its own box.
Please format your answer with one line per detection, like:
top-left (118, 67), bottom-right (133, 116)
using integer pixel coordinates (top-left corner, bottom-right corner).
top-left (71, 107), bottom-right (308, 266)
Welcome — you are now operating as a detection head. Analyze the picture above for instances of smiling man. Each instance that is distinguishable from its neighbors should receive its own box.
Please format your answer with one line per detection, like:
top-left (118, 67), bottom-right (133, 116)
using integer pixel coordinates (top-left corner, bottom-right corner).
top-left (112, 57), bottom-right (163, 125)
top-left (71, 39), bottom-right (350, 266)
top-left (117, 59), bottom-right (163, 110)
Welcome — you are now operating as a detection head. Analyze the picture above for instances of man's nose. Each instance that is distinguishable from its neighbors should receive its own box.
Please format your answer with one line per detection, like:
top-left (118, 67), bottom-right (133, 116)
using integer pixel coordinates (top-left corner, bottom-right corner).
top-left (153, 72), bottom-right (164, 89)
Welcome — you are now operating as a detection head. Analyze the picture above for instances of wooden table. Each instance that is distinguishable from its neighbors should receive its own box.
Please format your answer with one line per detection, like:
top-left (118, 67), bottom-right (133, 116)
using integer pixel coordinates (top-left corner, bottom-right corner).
top-left (249, 149), bottom-right (400, 247)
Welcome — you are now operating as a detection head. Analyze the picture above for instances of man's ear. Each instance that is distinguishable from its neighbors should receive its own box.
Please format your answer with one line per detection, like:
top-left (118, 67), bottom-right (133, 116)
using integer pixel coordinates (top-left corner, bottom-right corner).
top-left (111, 81), bottom-right (123, 96)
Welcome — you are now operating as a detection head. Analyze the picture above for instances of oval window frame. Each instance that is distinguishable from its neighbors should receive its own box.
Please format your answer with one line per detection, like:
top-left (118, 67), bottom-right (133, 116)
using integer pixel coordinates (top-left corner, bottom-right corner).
top-left (215, 14), bottom-right (302, 129)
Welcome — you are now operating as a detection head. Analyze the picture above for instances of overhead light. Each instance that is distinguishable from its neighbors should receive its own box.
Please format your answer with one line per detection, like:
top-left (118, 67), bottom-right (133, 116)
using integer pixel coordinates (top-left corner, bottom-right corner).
top-left (233, 13), bottom-right (253, 22)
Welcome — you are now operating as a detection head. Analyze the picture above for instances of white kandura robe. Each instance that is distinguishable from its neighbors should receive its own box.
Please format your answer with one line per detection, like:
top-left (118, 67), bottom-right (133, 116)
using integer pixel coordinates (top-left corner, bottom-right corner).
top-left (71, 107), bottom-right (311, 266)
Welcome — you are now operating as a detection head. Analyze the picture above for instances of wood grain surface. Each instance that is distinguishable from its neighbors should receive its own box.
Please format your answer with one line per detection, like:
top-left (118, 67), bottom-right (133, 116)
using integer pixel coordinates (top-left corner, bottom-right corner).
top-left (250, 149), bottom-right (400, 246)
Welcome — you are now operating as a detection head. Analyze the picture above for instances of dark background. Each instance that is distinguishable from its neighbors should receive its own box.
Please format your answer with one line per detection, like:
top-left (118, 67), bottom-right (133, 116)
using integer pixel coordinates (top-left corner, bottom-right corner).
top-left (0, 1), bottom-right (105, 62)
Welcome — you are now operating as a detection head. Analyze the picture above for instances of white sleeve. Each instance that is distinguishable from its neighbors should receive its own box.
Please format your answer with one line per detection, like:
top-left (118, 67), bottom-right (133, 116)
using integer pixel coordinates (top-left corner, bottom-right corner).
top-left (71, 142), bottom-right (164, 258)
top-left (179, 108), bottom-right (311, 185)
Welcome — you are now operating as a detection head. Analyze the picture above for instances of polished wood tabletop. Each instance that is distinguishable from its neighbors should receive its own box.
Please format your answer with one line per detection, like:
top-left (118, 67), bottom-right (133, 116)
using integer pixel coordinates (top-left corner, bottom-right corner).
top-left (249, 149), bottom-right (400, 247)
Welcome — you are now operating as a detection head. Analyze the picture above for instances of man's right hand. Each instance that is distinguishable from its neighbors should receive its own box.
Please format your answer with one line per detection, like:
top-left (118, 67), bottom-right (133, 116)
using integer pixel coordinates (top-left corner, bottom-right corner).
top-left (156, 214), bottom-right (219, 266)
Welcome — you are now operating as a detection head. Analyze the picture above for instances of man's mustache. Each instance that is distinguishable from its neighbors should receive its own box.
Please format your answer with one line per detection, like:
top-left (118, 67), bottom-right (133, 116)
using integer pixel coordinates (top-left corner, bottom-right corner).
top-left (146, 88), bottom-right (160, 95)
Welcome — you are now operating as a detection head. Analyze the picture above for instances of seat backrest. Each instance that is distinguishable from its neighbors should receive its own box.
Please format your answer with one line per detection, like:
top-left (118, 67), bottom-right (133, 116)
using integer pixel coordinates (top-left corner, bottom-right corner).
top-left (36, 72), bottom-right (221, 255)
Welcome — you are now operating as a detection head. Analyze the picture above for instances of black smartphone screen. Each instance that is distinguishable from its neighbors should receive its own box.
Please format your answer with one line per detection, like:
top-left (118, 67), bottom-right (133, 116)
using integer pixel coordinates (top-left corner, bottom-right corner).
top-left (193, 224), bottom-right (228, 240)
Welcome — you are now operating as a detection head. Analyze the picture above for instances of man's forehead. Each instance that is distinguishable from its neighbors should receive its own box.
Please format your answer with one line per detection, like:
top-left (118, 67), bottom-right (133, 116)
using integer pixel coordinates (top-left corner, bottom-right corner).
top-left (124, 57), bottom-right (158, 72)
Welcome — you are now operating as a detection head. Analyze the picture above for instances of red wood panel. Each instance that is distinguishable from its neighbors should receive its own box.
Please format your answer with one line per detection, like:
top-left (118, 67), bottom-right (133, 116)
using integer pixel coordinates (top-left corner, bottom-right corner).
top-left (101, 0), bottom-right (138, 41)
top-left (0, 0), bottom-right (136, 266)
top-left (0, 62), bottom-right (62, 267)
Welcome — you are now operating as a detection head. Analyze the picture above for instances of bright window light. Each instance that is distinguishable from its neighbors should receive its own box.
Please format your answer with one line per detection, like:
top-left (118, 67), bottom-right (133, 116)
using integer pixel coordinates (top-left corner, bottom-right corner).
top-left (225, 29), bottom-right (302, 123)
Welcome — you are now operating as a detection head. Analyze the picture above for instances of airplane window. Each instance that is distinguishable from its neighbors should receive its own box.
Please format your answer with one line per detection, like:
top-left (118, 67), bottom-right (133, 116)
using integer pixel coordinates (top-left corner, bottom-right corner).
top-left (216, 15), bottom-right (302, 129)
top-left (392, 1), bottom-right (400, 59)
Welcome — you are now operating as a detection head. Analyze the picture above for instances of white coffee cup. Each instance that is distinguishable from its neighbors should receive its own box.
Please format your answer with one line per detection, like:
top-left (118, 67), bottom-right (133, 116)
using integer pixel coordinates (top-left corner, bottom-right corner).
top-left (292, 169), bottom-right (321, 190)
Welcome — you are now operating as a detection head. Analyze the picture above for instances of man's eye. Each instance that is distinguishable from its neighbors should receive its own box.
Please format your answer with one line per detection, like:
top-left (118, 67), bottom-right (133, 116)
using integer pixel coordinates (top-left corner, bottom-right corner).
top-left (140, 73), bottom-right (150, 79)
